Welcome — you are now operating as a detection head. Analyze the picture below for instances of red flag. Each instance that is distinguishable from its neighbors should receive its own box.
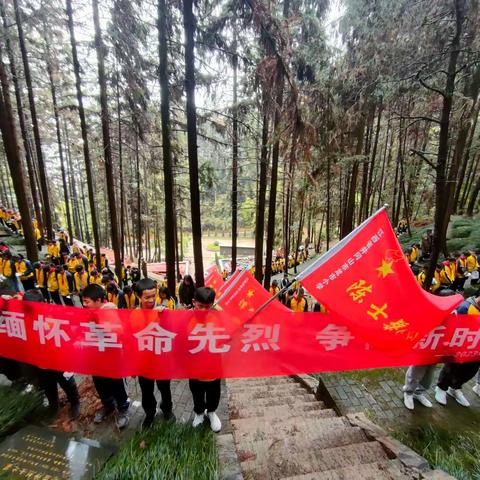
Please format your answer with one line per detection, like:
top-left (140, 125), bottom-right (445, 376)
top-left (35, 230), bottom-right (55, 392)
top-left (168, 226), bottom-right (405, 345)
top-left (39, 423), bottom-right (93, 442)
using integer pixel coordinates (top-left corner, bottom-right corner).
top-left (218, 270), bottom-right (288, 313)
top-left (217, 269), bottom-right (241, 297)
top-left (204, 266), bottom-right (223, 293)
top-left (299, 208), bottom-right (463, 350)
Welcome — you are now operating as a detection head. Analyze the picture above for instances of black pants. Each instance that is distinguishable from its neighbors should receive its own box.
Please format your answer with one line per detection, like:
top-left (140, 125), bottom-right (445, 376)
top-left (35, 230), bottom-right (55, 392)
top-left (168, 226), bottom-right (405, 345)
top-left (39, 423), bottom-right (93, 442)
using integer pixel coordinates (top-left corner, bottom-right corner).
top-left (92, 376), bottom-right (129, 412)
top-left (138, 377), bottom-right (172, 416)
top-left (21, 278), bottom-right (35, 291)
top-left (61, 295), bottom-right (74, 307)
top-left (40, 287), bottom-right (50, 303)
top-left (40, 370), bottom-right (79, 409)
top-left (437, 362), bottom-right (480, 390)
top-left (0, 357), bottom-right (23, 382)
top-left (50, 291), bottom-right (62, 305)
top-left (189, 379), bottom-right (221, 414)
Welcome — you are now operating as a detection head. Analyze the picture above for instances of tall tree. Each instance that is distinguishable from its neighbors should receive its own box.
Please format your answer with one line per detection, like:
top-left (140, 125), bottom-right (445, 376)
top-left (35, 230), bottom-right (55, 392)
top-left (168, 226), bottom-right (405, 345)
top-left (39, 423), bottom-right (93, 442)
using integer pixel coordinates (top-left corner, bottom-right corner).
top-left (0, 49), bottom-right (37, 261)
top-left (66, 0), bottom-right (102, 271)
top-left (158, 0), bottom-right (176, 294)
top-left (231, 35), bottom-right (238, 273)
top-left (92, 0), bottom-right (122, 280)
top-left (13, 0), bottom-right (53, 238)
top-left (183, 0), bottom-right (204, 286)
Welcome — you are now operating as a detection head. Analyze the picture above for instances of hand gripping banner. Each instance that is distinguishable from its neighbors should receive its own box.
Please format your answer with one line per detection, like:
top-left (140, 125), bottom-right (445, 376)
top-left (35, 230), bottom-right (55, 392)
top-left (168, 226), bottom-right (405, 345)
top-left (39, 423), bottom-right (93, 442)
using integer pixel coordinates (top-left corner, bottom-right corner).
top-left (1, 299), bottom-right (480, 380)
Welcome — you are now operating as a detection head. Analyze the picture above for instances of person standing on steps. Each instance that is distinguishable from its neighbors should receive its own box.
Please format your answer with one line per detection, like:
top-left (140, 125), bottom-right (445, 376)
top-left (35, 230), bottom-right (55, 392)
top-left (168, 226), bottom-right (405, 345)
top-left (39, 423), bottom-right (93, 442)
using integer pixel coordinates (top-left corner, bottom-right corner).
top-left (189, 287), bottom-right (222, 433)
top-left (135, 278), bottom-right (175, 428)
top-left (81, 284), bottom-right (130, 429)
top-left (434, 295), bottom-right (480, 408)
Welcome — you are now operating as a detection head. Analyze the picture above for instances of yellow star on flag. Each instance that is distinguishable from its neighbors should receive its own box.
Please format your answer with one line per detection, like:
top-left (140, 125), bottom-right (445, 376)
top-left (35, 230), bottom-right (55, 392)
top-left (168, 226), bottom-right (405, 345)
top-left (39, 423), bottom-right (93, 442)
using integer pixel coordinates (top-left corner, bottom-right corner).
top-left (246, 289), bottom-right (254, 298)
top-left (376, 259), bottom-right (394, 279)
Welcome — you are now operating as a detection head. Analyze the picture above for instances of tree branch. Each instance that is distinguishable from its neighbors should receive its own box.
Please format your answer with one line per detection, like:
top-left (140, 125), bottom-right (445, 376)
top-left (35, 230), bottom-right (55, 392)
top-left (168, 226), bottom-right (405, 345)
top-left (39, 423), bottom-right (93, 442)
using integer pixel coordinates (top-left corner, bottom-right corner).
top-left (410, 149), bottom-right (437, 170)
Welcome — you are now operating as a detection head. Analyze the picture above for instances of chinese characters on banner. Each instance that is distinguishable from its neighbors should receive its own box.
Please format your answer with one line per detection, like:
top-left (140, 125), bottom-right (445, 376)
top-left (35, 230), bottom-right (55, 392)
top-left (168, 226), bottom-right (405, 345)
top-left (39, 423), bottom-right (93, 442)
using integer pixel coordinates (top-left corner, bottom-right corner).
top-left (300, 208), bottom-right (463, 350)
top-left (0, 299), bottom-right (479, 380)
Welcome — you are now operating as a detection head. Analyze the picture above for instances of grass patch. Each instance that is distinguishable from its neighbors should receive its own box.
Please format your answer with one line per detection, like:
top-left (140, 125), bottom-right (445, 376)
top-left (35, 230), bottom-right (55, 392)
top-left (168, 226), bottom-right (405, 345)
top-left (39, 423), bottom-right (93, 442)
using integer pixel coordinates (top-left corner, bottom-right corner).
top-left (394, 425), bottom-right (480, 479)
top-left (0, 385), bottom-right (44, 441)
top-left (206, 242), bottom-right (220, 252)
top-left (97, 420), bottom-right (219, 480)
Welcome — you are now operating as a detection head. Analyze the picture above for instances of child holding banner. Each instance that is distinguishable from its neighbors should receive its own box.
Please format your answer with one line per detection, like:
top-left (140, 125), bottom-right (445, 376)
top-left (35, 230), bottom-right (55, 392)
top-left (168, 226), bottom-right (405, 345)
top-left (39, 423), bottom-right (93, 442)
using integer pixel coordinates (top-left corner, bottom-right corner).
top-left (135, 278), bottom-right (175, 428)
top-left (189, 286), bottom-right (222, 433)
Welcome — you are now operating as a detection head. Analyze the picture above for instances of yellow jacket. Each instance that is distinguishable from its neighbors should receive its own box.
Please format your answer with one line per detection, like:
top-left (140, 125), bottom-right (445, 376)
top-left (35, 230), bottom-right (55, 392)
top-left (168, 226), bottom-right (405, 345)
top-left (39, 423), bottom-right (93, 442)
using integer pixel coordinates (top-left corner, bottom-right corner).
top-left (290, 297), bottom-right (307, 312)
top-left (48, 244), bottom-right (60, 258)
top-left (57, 272), bottom-right (70, 296)
top-left (467, 255), bottom-right (478, 273)
top-left (15, 260), bottom-right (33, 281)
top-left (74, 271), bottom-right (89, 292)
top-left (35, 267), bottom-right (45, 288)
top-left (67, 258), bottom-right (79, 273)
top-left (47, 271), bottom-right (59, 292)
top-left (124, 293), bottom-right (137, 309)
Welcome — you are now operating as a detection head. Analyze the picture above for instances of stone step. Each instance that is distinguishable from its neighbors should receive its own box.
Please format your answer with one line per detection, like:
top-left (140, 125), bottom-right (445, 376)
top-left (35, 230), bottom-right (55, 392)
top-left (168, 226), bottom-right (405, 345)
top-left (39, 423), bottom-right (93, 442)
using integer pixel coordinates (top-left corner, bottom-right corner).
top-left (241, 440), bottom-right (389, 479)
top-left (279, 459), bottom-right (410, 480)
top-left (227, 380), bottom-right (303, 393)
top-left (232, 415), bottom-right (350, 442)
top-left (230, 393), bottom-right (316, 409)
top-left (231, 401), bottom-right (330, 419)
top-left (228, 385), bottom-right (308, 400)
top-left (227, 377), bottom-right (297, 387)
top-left (237, 425), bottom-right (367, 459)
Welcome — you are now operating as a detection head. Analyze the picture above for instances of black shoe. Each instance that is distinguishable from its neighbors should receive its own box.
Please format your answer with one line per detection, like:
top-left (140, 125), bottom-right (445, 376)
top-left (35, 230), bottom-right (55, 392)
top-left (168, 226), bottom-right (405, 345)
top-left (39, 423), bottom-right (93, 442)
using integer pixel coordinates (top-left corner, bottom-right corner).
top-left (162, 411), bottom-right (176, 422)
top-left (69, 403), bottom-right (80, 420)
top-left (142, 413), bottom-right (155, 430)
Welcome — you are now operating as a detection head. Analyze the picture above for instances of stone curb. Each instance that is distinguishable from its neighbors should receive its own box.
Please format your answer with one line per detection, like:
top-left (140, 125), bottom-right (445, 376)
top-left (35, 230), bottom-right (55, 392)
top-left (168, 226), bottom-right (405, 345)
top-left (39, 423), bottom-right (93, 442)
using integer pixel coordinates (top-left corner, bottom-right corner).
top-left (218, 381), bottom-right (244, 480)
top-left (301, 374), bottom-right (455, 480)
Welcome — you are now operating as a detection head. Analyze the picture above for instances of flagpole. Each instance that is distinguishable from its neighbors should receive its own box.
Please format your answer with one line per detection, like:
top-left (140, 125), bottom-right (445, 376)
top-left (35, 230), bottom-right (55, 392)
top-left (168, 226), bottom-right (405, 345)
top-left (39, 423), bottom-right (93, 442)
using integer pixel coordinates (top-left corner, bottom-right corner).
top-left (248, 205), bottom-right (389, 319)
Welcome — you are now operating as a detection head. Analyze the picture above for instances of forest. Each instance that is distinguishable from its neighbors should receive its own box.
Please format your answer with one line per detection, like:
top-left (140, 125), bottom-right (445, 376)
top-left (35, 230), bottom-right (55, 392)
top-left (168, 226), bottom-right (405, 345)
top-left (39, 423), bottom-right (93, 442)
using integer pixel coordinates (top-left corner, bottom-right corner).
top-left (0, 0), bottom-right (479, 294)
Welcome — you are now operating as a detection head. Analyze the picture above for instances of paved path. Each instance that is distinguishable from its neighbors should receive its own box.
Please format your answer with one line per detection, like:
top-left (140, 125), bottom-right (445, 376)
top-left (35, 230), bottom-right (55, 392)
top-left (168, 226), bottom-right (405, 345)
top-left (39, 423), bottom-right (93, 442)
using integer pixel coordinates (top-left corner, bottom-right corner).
top-left (319, 367), bottom-right (480, 435)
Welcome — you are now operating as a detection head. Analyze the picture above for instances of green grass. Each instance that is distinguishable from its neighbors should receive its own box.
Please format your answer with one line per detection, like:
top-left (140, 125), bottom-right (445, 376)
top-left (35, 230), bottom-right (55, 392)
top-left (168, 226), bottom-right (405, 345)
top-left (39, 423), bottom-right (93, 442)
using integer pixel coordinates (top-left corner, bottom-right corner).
top-left (0, 385), bottom-right (44, 441)
top-left (97, 420), bottom-right (219, 480)
top-left (394, 425), bottom-right (480, 480)
top-left (206, 242), bottom-right (220, 252)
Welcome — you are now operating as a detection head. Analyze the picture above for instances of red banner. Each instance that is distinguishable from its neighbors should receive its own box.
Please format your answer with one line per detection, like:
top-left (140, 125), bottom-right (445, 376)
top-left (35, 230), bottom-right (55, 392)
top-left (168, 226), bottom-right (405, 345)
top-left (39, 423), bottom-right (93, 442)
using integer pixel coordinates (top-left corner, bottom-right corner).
top-left (300, 208), bottom-right (463, 350)
top-left (204, 267), bottom-right (224, 293)
top-left (1, 299), bottom-right (479, 380)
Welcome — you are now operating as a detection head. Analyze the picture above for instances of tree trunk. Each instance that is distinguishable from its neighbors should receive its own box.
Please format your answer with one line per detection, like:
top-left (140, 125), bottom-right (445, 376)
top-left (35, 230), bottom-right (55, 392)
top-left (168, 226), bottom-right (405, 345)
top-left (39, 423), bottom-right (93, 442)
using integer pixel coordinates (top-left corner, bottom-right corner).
top-left (116, 70), bottom-right (125, 262)
top-left (92, 0), bottom-right (122, 280)
top-left (13, 0), bottom-right (53, 238)
top-left (254, 98), bottom-right (269, 283)
top-left (0, 0), bottom-right (44, 235)
top-left (231, 41), bottom-right (238, 273)
top-left (158, 0), bottom-right (177, 293)
top-left (367, 101), bottom-right (382, 215)
top-left (66, 0), bottom-right (101, 270)
top-left (45, 47), bottom-right (74, 246)
top-left (426, 0), bottom-right (465, 289)
top-left (135, 131), bottom-right (142, 271)
top-left (183, 0), bottom-right (204, 286)
top-left (0, 50), bottom-right (37, 261)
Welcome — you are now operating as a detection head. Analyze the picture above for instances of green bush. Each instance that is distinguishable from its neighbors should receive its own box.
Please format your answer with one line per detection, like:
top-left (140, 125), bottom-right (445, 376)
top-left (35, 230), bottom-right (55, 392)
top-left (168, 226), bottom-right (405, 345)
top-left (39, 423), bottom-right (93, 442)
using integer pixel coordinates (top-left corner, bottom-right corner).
top-left (98, 420), bottom-right (218, 480)
top-left (446, 238), bottom-right (466, 252)
top-left (0, 386), bottom-right (44, 441)
top-left (450, 226), bottom-right (473, 238)
top-left (207, 243), bottom-right (220, 252)
top-left (452, 219), bottom-right (474, 228)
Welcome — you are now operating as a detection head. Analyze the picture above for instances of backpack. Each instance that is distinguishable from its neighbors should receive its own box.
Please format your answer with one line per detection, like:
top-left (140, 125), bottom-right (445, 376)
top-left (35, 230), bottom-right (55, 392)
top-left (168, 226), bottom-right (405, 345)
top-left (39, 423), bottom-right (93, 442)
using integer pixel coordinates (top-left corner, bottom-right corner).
top-left (456, 297), bottom-right (479, 314)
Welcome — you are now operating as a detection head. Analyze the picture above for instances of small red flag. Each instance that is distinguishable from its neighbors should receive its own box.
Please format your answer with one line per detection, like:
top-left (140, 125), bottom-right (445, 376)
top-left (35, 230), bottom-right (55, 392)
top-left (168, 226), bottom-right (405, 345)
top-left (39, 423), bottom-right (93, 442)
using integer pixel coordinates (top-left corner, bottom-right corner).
top-left (299, 208), bottom-right (463, 350)
top-left (217, 269), bottom-right (241, 297)
top-left (204, 266), bottom-right (224, 293)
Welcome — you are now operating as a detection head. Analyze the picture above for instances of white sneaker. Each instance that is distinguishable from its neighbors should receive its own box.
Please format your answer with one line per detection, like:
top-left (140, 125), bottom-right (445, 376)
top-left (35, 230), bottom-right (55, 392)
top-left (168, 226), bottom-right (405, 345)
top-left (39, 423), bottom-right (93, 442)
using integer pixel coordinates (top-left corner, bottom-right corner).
top-left (207, 411), bottom-right (222, 432)
top-left (447, 387), bottom-right (470, 407)
top-left (403, 393), bottom-right (414, 410)
top-left (413, 393), bottom-right (432, 408)
top-left (192, 413), bottom-right (205, 428)
top-left (472, 383), bottom-right (480, 397)
top-left (435, 386), bottom-right (447, 405)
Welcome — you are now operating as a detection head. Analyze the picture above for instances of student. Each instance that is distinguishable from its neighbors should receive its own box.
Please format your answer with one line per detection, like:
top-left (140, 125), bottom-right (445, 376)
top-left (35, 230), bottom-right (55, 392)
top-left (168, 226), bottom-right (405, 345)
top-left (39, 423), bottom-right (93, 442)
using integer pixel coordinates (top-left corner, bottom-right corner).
top-left (435, 295), bottom-right (480, 407)
top-left (57, 266), bottom-right (74, 306)
top-left (81, 284), bottom-right (130, 429)
top-left (47, 265), bottom-right (61, 305)
top-left (135, 278), bottom-right (174, 428)
top-left (179, 274), bottom-right (195, 308)
top-left (269, 280), bottom-right (280, 296)
top-left (33, 261), bottom-right (49, 302)
top-left (288, 288), bottom-right (308, 312)
top-left (157, 286), bottom-right (175, 310)
top-left (74, 264), bottom-right (89, 294)
top-left (123, 285), bottom-right (138, 309)
top-left (106, 282), bottom-right (126, 308)
top-left (189, 287), bottom-right (222, 432)
top-left (14, 255), bottom-right (35, 291)
top-left (89, 268), bottom-right (103, 286)
top-left (24, 289), bottom-right (80, 419)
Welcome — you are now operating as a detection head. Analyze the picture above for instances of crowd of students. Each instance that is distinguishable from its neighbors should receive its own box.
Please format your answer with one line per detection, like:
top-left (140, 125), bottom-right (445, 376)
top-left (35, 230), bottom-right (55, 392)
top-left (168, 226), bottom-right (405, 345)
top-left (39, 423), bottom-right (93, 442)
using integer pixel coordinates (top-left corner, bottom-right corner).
top-left (402, 240), bottom-right (480, 410)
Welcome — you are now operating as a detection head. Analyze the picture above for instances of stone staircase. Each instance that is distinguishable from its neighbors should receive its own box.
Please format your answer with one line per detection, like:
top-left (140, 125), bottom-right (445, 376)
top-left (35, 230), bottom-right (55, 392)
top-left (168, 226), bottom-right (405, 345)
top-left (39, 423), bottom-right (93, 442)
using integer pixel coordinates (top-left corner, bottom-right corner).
top-left (226, 376), bottom-right (444, 480)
